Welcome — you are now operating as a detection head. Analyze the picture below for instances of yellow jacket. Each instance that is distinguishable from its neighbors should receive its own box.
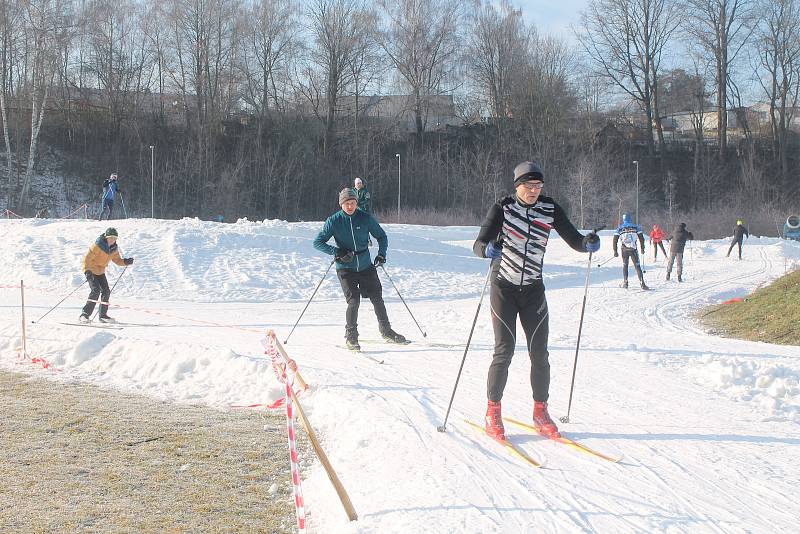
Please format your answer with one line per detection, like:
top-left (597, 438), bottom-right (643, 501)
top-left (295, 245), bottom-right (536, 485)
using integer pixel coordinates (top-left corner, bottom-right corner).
top-left (82, 235), bottom-right (126, 275)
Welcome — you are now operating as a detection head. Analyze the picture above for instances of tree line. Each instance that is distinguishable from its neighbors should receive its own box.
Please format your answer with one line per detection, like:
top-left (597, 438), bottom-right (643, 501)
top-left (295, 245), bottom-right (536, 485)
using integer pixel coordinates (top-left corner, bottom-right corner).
top-left (1, 0), bottom-right (798, 237)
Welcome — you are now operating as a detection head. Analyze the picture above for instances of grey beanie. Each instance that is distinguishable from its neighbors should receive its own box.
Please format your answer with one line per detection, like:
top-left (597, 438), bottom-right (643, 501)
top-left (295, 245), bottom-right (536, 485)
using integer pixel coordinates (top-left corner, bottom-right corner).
top-left (513, 161), bottom-right (544, 184)
top-left (338, 187), bottom-right (358, 206)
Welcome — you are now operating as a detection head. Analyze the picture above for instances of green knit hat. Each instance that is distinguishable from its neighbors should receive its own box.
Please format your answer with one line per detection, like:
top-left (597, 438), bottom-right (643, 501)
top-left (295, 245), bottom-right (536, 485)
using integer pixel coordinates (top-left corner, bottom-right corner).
top-left (104, 227), bottom-right (118, 238)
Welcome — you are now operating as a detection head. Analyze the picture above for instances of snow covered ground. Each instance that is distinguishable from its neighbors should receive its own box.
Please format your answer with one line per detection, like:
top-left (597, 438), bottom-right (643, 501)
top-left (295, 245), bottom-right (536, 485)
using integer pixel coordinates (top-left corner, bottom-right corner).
top-left (1, 217), bottom-right (799, 533)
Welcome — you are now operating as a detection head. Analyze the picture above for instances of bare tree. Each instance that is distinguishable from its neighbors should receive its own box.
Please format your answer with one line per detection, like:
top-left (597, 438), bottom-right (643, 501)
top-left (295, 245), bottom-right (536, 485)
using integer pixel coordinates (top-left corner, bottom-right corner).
top-left (18, 0), bottom-right (73, 212)
top-left (580, 0), bottom-right (682, 154)
top-left (239, 0), bottom-right (298, 116)
top-left (375, 0), bottom-right (462, 138)
top-left (683, 0), bottom-right (757, 162)
top-left (0, 0), bottom-right (23, 208)
top-left (466, 0), bottom-right (529, 121)
top-left (300, 0), bottom-right (365, 156)
top-left (755, 0), bottom-right (800, 181)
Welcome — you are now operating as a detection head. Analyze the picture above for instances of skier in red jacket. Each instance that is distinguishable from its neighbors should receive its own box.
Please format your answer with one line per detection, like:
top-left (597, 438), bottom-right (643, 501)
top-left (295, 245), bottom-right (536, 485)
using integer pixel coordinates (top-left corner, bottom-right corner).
top-left (649, 224), bottom-right (668, 260)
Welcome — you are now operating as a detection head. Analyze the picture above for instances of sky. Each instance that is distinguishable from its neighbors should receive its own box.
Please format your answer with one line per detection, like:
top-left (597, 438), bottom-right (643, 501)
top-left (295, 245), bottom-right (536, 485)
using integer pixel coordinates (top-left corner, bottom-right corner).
top-left (517, 0), bottom-right (588, 42)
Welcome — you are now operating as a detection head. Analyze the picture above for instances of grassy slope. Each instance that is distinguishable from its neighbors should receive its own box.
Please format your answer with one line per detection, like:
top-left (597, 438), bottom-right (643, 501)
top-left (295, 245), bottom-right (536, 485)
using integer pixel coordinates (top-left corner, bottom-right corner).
top-left (701, 269), bottom-right (800, 346)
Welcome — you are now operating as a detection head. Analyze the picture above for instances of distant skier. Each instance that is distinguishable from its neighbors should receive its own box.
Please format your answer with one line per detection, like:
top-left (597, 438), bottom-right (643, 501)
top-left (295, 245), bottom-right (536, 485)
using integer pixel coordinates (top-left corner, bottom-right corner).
top-left (354, 177), bottom-right (371, 215)
top-left (726, 219), bottom-right (749, 259)
top-left (79, 227), bottom-right (134, 323)
top-left (473, 161), bottom-right (600, 441)
top-left (649, 223), bottom-right (668, 260)
top-left (313, 188), bottom-right (406, 351)
top-left (613, 213), bottom-right (648, 290)
top-left (665, 222), bottom-right (694, 282)
top-left (99, 173), bottom-right (119, 220)
top-left (354, 177), bottom-right (373, 246)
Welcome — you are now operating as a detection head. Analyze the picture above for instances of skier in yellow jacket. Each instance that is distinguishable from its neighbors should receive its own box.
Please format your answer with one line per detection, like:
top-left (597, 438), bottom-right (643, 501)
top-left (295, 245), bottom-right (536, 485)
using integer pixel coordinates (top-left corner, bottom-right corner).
top-left (80, 227), bottom-right (133, 323)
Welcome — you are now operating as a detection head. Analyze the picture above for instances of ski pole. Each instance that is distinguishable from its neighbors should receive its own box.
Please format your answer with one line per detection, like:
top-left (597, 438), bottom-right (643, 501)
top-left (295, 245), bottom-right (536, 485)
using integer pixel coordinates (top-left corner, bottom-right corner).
top-left (90, 265), bottom-right (129, 321)
top-left (32, 279), bottom-right (88, 323)
top-left (437, 262), bottom-right (494, 433)
top-left (284, 259), bottom-right (335, 344)
top-left (596, 256), bottom-right (615, 267)
top-left (560, 250), bottom-right (595, 424)
top-left (119, 192), bottom-right (128, 219)
top-left (380, 264), bottom-right (427, 338)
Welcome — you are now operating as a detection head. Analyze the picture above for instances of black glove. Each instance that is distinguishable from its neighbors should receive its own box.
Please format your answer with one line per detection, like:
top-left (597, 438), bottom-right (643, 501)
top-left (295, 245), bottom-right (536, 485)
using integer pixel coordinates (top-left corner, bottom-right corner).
top-left (124, 257), bottom-right (134, 265)
top-left (373, 255), bottom-right (386, 267)
top-left (614, 251), bottom-right (619, 257)
top-left (335, 248), bottom-right (354, 263)
top-left (582, 233), bottom-right (600, 253)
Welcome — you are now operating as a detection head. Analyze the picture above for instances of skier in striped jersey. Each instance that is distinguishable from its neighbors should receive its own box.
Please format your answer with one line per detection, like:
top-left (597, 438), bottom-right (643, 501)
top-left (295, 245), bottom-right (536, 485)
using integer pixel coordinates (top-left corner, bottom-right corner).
top-left (612, 213), bottom-right (649, 290)
top-left (473, 161), bottom-right (600, 440)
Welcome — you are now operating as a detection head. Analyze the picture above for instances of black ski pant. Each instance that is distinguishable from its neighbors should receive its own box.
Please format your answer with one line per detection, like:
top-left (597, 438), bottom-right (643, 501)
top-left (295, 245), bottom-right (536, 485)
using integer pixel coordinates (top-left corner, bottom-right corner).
top-left (727, 238), bottom-right (743, 259)
top-left (621, 248), bottom-right (645, 282)
top-left (666, 251), bottom-right (684, 279)
top-left (81, 271), bottom-right (110, 317)
top-left (487, 279), bottom-right (550, 403)
top-left (653, 241), bottom-right (667, 260)
top-left (337, 265), bottom-right (389, 333)
top-left (99, 199), bottom-right (114, 220)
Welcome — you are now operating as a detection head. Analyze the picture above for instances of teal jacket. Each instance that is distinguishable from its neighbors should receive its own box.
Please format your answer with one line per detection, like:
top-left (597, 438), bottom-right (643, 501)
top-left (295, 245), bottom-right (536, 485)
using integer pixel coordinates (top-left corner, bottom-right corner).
top-left (313, 209), bottom-right (388, 271)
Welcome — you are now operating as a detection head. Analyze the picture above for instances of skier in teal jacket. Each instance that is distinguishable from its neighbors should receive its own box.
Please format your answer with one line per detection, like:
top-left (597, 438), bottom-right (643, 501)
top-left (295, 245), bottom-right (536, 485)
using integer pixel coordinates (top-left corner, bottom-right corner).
top-left (313, 188), bottom-right (406, 350)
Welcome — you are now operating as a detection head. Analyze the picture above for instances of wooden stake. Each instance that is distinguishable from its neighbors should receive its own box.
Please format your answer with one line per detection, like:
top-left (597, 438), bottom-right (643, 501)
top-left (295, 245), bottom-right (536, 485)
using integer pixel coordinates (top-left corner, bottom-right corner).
top-left (268, 330), bottom-right (308, 391)
top-left (20, 280), bottom-right (28, 359)
top-left (267, 330), bottom-right (357, 521)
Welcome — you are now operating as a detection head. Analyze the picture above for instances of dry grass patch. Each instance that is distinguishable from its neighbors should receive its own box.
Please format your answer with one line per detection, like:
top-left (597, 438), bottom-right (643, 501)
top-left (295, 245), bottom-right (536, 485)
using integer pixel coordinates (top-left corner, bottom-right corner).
top-left (700, 269), bottom-right (800, 346)
top-left (0, 370), bottom-right (309, 533)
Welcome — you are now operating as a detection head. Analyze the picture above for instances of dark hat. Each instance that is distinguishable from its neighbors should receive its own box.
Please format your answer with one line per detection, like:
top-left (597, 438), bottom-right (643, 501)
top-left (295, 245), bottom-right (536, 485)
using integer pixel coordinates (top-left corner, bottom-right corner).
top-left (338, 188), bottom-right (358, 206)
top-left (513, 161), bottom-right (544, 185)
top-left (104, 227), bottom-right (118, 237)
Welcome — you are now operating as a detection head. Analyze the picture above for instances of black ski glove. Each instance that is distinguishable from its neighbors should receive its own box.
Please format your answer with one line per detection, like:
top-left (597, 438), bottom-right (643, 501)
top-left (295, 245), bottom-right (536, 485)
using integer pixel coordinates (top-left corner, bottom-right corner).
top-left (373, 255), bottom-right (386, 267)
top-left (335, 248), bottom-right (354, 263)
top-left (583, 233), bottom-right (600, 253)
top-left (614, 251), bottom-right (619, 257)
top-left (124, 257), bottom-right (134, 265)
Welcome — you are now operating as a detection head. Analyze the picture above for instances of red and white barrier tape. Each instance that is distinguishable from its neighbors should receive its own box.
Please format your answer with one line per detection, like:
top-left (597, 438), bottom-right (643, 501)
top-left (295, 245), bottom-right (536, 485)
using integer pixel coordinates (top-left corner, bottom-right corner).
top-left (266, 336), bottom-right (306, 533)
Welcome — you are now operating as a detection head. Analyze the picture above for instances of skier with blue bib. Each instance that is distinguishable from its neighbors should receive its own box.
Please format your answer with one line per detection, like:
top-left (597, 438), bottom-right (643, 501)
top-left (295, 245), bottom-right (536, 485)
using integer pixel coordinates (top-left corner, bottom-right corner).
top-left (613, 213), bottom-right (649, 290)
top-left (99, 173), bottom-right (119, 220)
top-left (313, 188), bottom-right (406, 351)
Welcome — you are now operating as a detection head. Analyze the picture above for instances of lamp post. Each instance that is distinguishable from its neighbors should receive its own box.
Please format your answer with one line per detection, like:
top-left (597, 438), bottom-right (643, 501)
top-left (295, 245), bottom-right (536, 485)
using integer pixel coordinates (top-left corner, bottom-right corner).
top-left (150, 145), bottom-right (155, 218)
top-left (395, 153), bottom-right (400, 221)
top-left (633, 160), bottom-right (639, 224)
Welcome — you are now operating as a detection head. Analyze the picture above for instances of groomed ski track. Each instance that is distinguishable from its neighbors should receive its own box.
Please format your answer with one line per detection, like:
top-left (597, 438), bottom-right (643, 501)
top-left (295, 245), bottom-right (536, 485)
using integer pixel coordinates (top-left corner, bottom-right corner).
top-left (1, 218), bottom-right (798, 533)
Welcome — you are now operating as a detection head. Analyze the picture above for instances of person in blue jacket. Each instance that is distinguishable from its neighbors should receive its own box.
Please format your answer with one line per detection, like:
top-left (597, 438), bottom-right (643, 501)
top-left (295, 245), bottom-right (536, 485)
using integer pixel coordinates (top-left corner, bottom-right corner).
top-left (99, 173), bottom-right (119, 220)
top-left (313, 188), bottom-right (406, 350)
top-left (612, 213), bottom-right (649, 290)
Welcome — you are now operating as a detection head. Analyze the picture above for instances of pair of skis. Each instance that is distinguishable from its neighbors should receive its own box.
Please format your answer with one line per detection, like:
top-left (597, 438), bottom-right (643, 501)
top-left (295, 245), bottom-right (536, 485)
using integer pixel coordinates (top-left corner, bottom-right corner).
top-left (465, 417), bottom-right (621, 468)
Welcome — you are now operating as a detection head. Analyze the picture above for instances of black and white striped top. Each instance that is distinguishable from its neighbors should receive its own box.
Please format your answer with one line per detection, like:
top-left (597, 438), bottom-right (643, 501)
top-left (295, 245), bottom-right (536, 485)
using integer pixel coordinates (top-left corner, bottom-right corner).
top-left (473, 195), bottom-right (586, 286)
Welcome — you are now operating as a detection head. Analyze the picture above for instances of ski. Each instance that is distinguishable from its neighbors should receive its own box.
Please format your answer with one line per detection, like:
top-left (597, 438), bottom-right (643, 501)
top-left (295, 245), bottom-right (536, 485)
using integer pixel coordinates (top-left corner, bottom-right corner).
top-left (360, 338), bottom-right (413, 345)
top-left (503, 417), bottom-right (621, 463)
top-left (60, 322), bottom-right (124, 330)
top-left (463, 420), bottom-right (542, 469)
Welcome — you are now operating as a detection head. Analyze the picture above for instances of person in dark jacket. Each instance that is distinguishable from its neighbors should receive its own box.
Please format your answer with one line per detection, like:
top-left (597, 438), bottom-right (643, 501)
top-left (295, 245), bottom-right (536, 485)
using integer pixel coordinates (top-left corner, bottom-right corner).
top-left (612, 213), bottom-right (649, 290)
top-left (80, 227), bottom-right (134, 323)
top-left (99, 173), bottom-right (119, 220)
top-left (726, 219), bottom-right (749, 259)
top-left (665, 222), bottom-right (694, 281)
top-left (473, 161), bottom-right (600, 441)
top-left (354, 177), bottom-right (371, 215)
top-left (313, 188), bottom-right (405, 351)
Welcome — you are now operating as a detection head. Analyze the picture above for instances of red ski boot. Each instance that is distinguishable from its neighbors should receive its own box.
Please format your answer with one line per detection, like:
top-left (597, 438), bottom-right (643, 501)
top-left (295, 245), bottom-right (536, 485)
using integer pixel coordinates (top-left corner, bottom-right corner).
top-left (484, 400), bottom-right (505, 441)
top-left (532, 401), bottom-right (561, 438)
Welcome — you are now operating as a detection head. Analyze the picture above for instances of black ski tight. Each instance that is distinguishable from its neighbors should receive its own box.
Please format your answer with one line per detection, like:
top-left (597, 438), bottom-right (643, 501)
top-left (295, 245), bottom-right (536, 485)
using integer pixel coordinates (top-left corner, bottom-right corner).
top-left (727, 239), bottom-right (743, 259)
top-left (653, 241), bottom-right (667, 260)
top-left (337, 265), bottom-right (389, 331)
top-left (621, 248), bottom-right (644, 281)
top-left (487, 279), bottom-right (550, 402)
top-left (82, 272), bottom-right (110, 317)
